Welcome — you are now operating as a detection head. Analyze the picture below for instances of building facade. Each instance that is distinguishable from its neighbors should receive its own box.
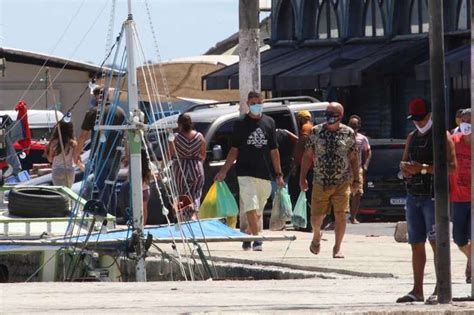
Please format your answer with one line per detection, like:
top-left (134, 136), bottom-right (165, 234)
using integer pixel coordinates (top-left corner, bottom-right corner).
top-left (205, 0), bottom-right (470, 138)
top-left (0, 47), bottom-right (105, 136)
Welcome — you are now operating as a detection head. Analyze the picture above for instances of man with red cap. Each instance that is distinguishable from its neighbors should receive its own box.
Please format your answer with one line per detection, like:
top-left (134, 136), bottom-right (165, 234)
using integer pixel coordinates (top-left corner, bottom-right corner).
top-left (397, 98), bottom-right (457, 303)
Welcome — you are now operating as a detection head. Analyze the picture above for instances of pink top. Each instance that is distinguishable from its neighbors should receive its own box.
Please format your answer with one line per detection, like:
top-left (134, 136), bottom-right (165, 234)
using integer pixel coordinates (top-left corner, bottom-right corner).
top-left (449, 133), bottom-right (471, 202)
top-left (355, 133), bottom-right (370, 166)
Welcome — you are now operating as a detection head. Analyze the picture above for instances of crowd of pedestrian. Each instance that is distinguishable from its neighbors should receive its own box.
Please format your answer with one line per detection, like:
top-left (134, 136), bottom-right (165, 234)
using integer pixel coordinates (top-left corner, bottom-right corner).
top-left (42, 87), bottom-right (471, 294)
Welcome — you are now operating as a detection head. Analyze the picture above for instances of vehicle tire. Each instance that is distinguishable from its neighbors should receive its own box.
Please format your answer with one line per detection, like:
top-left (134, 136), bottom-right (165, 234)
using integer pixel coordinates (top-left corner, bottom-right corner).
top-left (8, 187), bottom-right (70, 218)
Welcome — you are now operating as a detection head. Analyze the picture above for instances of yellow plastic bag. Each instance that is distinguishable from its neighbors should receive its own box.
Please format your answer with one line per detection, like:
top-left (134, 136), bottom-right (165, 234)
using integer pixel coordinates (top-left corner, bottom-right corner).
top-left (199, 182), bottom-right (218, 218)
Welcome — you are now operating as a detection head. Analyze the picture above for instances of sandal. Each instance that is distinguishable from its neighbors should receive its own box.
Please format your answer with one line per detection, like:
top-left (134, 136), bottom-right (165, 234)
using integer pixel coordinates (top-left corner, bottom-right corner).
top-left (309, 240), bottom-right (320, 255)
top-left (396, 293), bottom-right (424, 303)
top-left (332, 246), bottom-right (345, 259)
top-left (425, 294), bottom-right (438, 305)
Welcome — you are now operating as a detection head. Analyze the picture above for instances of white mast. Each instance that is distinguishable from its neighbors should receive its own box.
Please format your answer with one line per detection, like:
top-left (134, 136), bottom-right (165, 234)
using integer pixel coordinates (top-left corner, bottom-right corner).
top-left (125, 0), bottom-right (146, 282)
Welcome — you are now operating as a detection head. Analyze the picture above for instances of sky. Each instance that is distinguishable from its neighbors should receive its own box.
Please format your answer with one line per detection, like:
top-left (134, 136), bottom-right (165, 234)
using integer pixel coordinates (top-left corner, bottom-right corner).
top-left (0, 0), bottom-right (239, 65)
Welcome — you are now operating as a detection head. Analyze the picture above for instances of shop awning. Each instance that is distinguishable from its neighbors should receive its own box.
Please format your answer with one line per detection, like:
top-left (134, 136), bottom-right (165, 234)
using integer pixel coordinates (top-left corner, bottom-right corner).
top-left (275, 43), bottom-right (385, 90)
top-left (203, 47), bottom-right (294, 90)
top-left (317, 38), bottom-right (428, 87)
top-left (203, 38), bottom-right (430, 91)
top-left (228, 46), bottom-right (334, 90)
top-left (415, 44), bottom-right (470, 80)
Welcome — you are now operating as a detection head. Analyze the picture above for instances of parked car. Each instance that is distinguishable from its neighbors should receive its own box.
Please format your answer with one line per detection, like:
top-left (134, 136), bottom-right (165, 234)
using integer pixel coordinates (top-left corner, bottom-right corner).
top-left (358, 138), bottom-right (407, 221)
top-left (150, 96), bottom-right (329, 226)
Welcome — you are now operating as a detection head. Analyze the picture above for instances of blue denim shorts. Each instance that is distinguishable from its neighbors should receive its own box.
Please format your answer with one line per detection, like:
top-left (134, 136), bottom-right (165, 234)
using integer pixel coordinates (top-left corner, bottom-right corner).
top-left (452, 202), bottom-right (471, 247)
top-left (405, 194), bottom-right (436, 244)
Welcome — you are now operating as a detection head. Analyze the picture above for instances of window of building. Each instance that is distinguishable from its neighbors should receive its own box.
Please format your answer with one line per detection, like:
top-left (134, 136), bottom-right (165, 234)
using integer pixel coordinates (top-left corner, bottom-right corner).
top-left (363, 0), bottom-right (386, 37)
top-left (316, 0), bottom-right (340, 39)
top-left (276, 0), bottom-right (296, 40)
top-left (457, 0), bottom-right (470, 30)
top-left (410, 0), bottom-right (429, 33)
top-left (302, 0), bottom-right (318, 39)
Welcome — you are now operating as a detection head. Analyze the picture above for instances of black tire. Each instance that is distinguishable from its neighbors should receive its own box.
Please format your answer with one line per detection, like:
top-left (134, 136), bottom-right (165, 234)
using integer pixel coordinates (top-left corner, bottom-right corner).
top-left (8, 187), bottom-right (70, 218)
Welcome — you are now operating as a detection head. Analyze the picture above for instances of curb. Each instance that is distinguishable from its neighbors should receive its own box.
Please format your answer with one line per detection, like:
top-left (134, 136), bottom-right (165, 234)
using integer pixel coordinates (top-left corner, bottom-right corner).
top-left (208, 255), bottom-right (395, 278)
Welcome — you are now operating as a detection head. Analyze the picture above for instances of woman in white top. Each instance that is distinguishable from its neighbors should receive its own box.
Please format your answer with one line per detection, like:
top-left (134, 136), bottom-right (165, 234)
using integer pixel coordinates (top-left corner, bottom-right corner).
top-left (46, 120), bottom-right (79, 188)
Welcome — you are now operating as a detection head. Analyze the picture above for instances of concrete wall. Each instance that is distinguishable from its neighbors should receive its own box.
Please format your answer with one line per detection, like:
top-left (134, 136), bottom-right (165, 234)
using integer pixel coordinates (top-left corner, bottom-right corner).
top-left (0, 61), bottom-right (91, 136)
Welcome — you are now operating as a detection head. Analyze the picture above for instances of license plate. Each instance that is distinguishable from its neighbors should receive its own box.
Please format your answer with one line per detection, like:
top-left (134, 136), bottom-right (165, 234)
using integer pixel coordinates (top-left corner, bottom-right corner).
top-left (390, 198), bottom-right (406, 205)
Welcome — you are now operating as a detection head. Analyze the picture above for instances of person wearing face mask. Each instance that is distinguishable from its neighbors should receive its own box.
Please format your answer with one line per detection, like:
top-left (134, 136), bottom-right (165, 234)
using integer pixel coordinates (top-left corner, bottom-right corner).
top-left (449, 108), bottom-right (471, 284)
top-left (299, 102), bottom-right (360, 259)
top-left (397, 98), bottom-right (457, 303)
top-left (214, 91), bottom-right (285, 251)
top-left (89, 88), bottom-right (100, 108)
top-left (74, 87), bottom-right (126, 215)
top-left (347, 115), bottom-right (371, 224)
top-left (451, 108), bottom-right (464, 134)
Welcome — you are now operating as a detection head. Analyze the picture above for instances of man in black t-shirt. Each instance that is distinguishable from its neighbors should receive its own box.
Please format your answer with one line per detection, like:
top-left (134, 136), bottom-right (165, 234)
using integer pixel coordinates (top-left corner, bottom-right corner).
top-left (396, 98), bottom-right (457, 303)
top-left (215, 91), bottom-right (284, 251)
top-left (74, 88), bottom-right (126, 214)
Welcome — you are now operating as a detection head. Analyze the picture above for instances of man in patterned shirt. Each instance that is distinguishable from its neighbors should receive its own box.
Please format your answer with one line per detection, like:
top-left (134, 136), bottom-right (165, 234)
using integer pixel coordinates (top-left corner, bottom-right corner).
top-left (299, 102), bottom-right (360, 258)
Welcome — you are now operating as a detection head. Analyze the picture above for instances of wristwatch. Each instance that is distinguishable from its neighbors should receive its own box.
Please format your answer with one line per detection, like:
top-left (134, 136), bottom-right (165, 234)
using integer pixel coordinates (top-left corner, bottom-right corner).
top-left (275, 172), bottom-right (284, 178)
top-left (421, 164), bottom-right (428, 175)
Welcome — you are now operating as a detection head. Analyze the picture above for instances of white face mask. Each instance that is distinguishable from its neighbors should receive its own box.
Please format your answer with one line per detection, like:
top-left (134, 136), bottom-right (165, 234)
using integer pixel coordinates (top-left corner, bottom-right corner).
top-left (460, 122), bottom-right (471, 136)
top-left (414, 116), bottom-right (432, 134)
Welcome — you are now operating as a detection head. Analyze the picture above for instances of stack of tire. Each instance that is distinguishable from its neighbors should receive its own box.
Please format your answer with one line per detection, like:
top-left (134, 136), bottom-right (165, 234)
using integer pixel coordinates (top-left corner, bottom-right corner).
top-left (8, 187), bottom-right (70, 218)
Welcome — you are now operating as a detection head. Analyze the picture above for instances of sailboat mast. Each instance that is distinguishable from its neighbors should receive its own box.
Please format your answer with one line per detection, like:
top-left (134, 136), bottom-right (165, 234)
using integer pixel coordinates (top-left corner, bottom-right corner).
top-left (125, 0), bottom-right (146, 282)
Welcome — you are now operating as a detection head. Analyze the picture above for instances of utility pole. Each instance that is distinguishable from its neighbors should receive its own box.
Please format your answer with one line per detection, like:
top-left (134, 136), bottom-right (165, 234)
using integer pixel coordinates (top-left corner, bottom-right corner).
top-left (238, 0), bottom-right (261, 115)
top-left (429, 0), bottom-right (451, 303)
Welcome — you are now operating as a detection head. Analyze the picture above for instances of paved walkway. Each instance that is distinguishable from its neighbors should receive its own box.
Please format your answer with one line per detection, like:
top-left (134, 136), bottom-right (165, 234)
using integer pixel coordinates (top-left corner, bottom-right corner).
top-left (1, 223), bottom-right (474, 314)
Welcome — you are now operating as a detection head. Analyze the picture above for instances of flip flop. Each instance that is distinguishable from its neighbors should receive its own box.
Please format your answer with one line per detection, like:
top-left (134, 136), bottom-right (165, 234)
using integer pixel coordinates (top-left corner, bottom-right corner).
top-left (309, 241), bottom-right (321, 255)
top-left (425, 294), bottom-right (438, 305)
top-left (309, 232), bottom-right (322, 255)
top-left (396, 293), bottom-right (424, 303)
top-left (309, 240), bottom-right (320, 255)
top-left (332, 247), bottom-right (345, 259)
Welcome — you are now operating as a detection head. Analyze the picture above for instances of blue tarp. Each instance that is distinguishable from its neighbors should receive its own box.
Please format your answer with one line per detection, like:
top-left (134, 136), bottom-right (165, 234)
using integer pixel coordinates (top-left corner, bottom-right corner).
top-left (73, 219), bottom-right (246, 242)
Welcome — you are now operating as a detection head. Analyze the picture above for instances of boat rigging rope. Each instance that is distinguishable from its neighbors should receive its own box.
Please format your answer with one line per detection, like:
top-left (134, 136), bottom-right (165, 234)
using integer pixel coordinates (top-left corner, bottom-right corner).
top-left (5, 0), bottom-right (111, 139)
top-left (64, 30), bottom-right (126, 240)
top-left (134, 26), bottom-right (218, 279)
top-left (15, 0), bottom-right (87, 104)
top-left (143, 0), bottom-right (173, 112)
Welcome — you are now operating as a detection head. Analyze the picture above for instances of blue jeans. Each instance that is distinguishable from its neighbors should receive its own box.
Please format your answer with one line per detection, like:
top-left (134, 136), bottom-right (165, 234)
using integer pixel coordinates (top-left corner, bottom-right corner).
top-left (452, 202), bottom-right (471, 247)
top-left (405, 194), bottom-right (436, 244)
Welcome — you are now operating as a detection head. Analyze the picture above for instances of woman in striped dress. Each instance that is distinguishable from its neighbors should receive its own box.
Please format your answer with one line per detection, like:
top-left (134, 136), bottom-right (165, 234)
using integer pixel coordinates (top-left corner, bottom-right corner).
top-left (169, 114), bottom-right (206, 220)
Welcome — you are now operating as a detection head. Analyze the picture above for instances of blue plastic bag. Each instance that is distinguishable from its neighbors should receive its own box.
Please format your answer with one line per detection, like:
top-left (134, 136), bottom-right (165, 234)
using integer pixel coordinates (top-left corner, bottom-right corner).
top-left (292, 192), bottom-right (307, 228)
top-left (216, 181), bottom-right (239, 217)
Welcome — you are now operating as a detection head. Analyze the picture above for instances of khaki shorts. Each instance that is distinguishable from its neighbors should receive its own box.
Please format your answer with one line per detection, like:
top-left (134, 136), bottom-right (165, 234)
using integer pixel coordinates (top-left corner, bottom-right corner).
top-left (311, 182), bottom-right (351, 216)
top-left (238, 176), bottom-right (272, 215)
